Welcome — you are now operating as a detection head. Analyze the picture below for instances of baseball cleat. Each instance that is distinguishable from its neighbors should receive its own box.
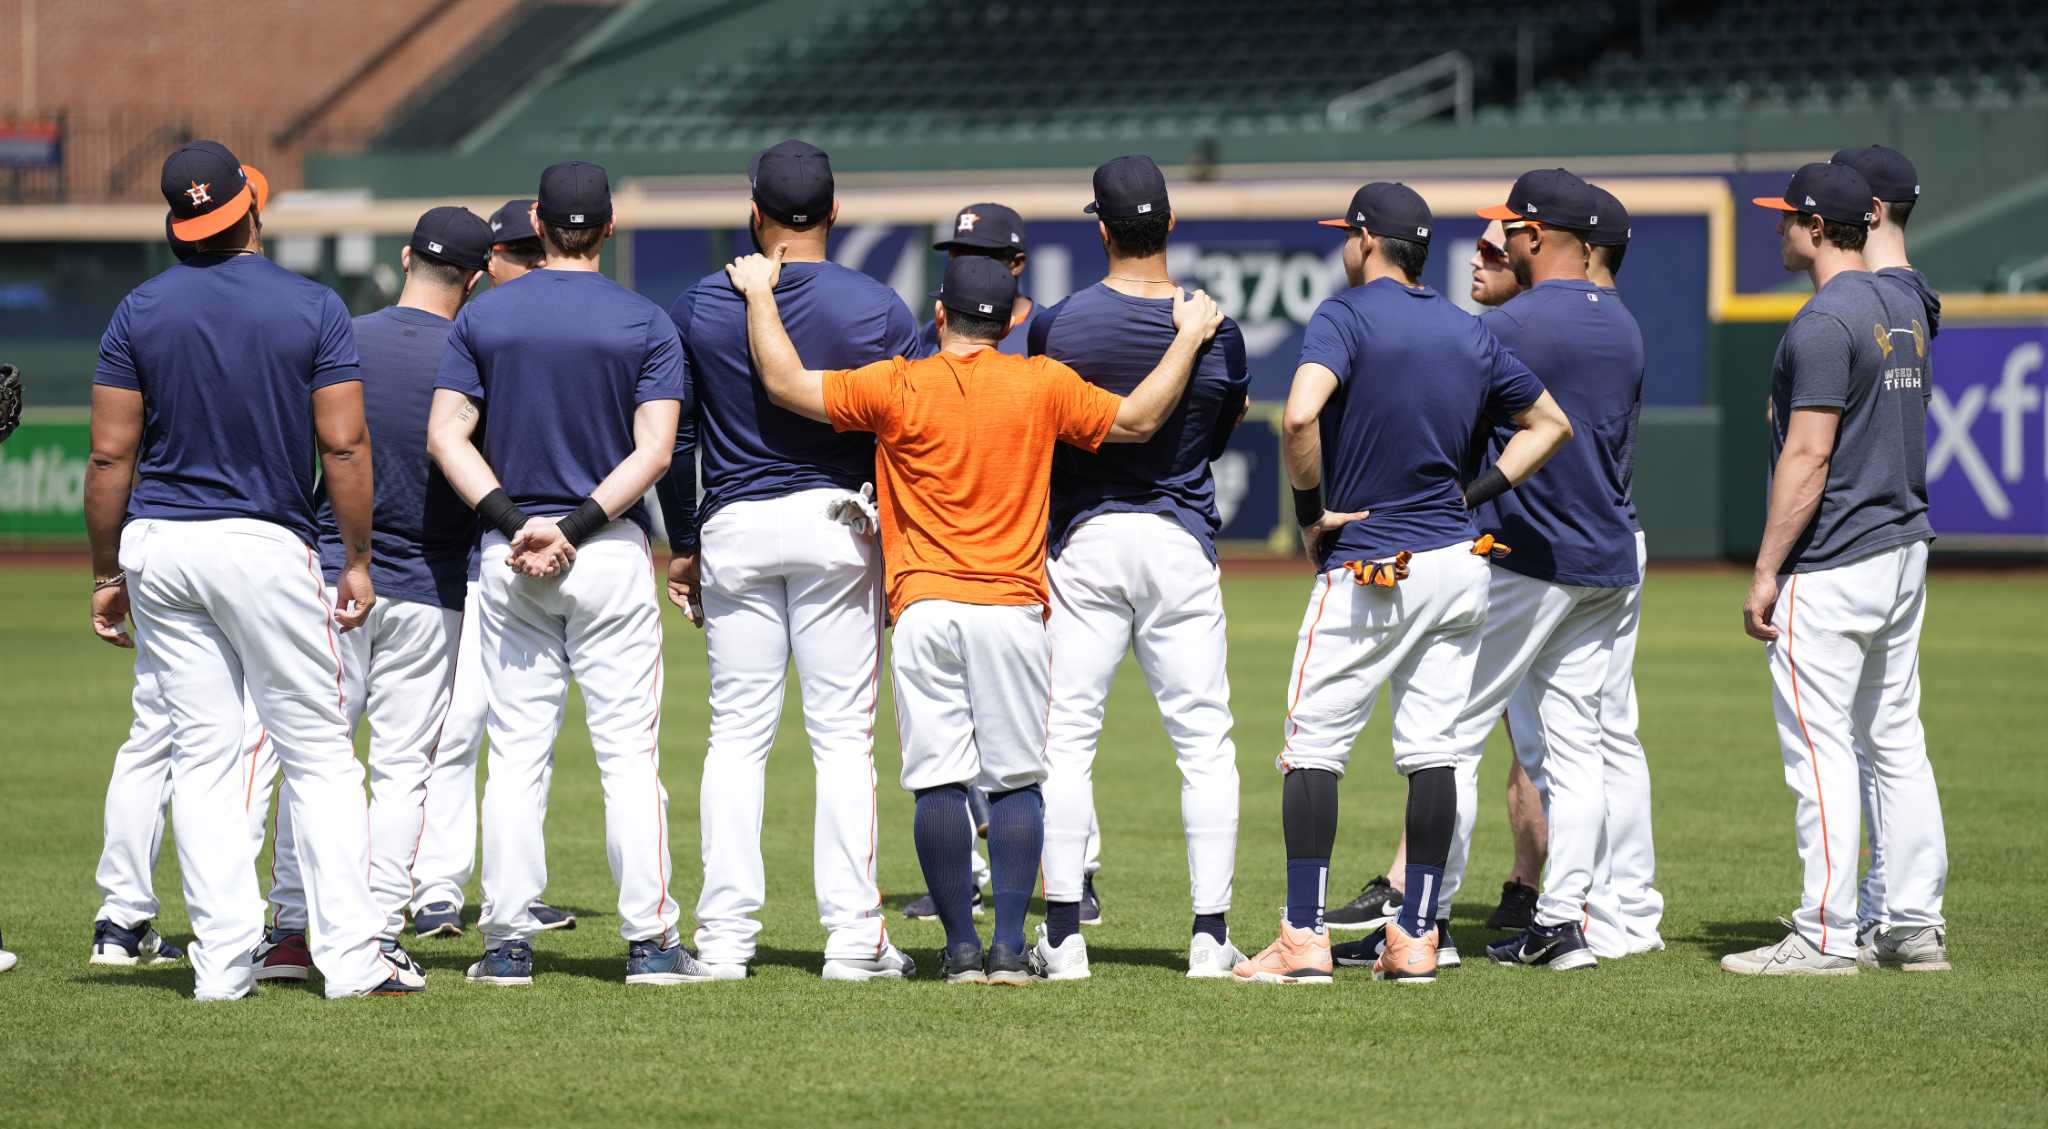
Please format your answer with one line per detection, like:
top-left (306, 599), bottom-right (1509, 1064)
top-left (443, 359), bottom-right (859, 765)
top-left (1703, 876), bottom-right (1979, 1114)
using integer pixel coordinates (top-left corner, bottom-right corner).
top-left (0, 930), bottom-right (16, 974)
top-left (252, 928), bottom-right (313, 982)
top-left (89, 919), bottom-right (185, 967)
top-left (466, 940), bottom-right (535, 987)
top-left (822, 944), bottom-right (917, 982)
top-left (696, 961), bottom-right (748, 981)
top-left (902, 888), bottom-right (986, 921)
top-left (530, 902), bottom-right (576, 932)
top-left (1324, 875), bottom-right (1402, 931)
top-left (1720, 923), bottom-right (1857, 976)
top-left (1230, 919), bottom-right (1333, 985)
top-left (1186, 933), bottom-right (1246, 980)
top-left (939, 941), bottom-right (986, 985)
top-left (1489, 921), bottom-right (1598, 971)
top-left (1859, 925), bottom-right (1950, 972)
top-left (1333, 921), bottom-right (1460, 969)
top-left (1079, 875), bottom-right (1103, 927)
top-left (1372, 919), bottom-right (1440, 984)
top-left (1026, 923), bottom-right (1091, 981)
top-left (985, 942), bottom-right (1031, 986)
top-left (1486, 879), bottom-right (1539, 931)
top-left (625, 939), bottom-right (714, 985)
top-left (360, 940), bottom-right (427, 996)
top-left (412, 902), bottom-right (463, 939)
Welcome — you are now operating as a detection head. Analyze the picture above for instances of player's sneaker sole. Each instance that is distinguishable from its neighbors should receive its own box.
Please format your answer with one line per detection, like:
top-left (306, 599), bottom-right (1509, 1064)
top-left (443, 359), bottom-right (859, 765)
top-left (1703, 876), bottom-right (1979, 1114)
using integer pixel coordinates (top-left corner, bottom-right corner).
top-left (1232, 968), bottom-right (1333, 985)
top-left (821, 955), bottom-right (916, 982)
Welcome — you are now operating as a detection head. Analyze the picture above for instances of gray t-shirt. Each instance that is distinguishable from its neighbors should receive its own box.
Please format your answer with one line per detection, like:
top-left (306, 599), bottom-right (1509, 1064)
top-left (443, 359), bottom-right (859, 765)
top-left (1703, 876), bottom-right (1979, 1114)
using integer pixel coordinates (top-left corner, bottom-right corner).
top-left (1768, 270), bottom-right (1935, 573)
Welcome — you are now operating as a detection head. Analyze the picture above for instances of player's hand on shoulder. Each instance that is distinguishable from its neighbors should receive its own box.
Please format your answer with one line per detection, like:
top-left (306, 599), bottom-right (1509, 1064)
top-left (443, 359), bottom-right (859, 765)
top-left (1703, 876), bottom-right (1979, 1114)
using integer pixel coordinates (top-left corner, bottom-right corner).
top-left (508, 518), bottom-right (575, 579)
top-left (666, 552), bottom-right (703, 627)
top-left (725, 243), bottom-right (787, 298)
top-left (90, 578), bottom-right (133, 648)
top-left (1172, 287), bottom-right (1223, 344)
top-left (334, 561), bottom-right (376, 633)
top-left (1299, 509), bottom-right (1369, 562)
top-left (1742, 573), bottom-right (1780, 642)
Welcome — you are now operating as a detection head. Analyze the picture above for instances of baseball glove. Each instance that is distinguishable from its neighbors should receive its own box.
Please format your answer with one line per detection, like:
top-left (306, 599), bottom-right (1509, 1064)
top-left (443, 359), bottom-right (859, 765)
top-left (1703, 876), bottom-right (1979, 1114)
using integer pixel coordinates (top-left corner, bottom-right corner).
top-left (0, 363), bottom-right (21, 444)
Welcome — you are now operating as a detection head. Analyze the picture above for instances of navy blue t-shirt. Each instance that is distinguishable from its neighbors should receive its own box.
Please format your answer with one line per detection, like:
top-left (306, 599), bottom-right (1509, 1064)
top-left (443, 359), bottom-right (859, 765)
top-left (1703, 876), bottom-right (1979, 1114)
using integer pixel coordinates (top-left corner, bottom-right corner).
top-left (658, 261), bottom-right (917, 547)
top-left (315, 306), bottom-right (474, 610)
top-left (1603, 285), bottom-right (1642, 534)
top-left (1028, 283), bottom-right (1248, 562)
top-left (1298, 277), bottom-right (1544, 572)
top-left (437, 270), bottom-right (687, 538)
top-left (1477, 279), bottom-right (1645, 587)
top-left (914, 297), bottom-right (1042, 358)
top-left (93, 253), bottom-right (361, 546)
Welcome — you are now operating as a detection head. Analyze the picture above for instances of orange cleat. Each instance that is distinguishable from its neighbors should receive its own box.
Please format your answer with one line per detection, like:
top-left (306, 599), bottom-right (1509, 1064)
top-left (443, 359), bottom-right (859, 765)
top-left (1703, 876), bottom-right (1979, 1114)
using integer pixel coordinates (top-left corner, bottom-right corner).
top-left (1230, 919), bottom-right (1333, 985)
top-left (1372, 919), bottom-right (1440, 984)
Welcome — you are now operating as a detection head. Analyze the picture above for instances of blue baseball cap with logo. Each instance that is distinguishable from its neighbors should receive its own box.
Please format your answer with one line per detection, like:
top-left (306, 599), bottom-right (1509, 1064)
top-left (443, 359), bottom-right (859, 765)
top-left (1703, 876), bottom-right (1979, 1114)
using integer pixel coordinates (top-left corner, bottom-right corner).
top-left (930, 254), bottom-right (1018, 319)
top-left (1830, 145), bottom-right (1919, 204)
top-left (1478, 168), bottom-right (1602, 233)
top-left (1753, 162), bottom-right (1875, 227)
top-left (1318, 182), bottom-right (1433, 243)
top-left (161, 140), bottom-right (270, 241)
top-left (537, 161), bottom-right (611, 230)
top-left (1587, 186), bottom-right (1631, 247)
top-left (935, 202), bottom-right (1027, 254)
top-left (409, 205), bottom-right (492, 271)
top-left (488, 198), bottom-right (539, 243)
top-left (750, 140), bottom-right (834, 226)
top-left (1085, 155), bottom-right (1170, 219)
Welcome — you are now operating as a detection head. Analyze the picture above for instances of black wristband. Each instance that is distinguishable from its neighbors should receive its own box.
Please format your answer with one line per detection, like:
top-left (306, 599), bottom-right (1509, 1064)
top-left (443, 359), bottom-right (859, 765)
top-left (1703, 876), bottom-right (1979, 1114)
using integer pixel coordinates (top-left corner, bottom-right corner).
top-left (555, 497), bottom-right (610, 546)
top-left (476, 488), bottom-right (530, 540)
top-left (1463, 465), bottom-right (1512, 508)
top-left (1292, 485), bottom-right (1323, 528)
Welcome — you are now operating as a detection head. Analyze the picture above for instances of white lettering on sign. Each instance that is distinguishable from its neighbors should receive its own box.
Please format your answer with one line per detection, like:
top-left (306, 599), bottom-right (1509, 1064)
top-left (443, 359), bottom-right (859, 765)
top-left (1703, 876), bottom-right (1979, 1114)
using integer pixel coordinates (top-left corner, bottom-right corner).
top-left (0, 444), bottom-right (88, 514)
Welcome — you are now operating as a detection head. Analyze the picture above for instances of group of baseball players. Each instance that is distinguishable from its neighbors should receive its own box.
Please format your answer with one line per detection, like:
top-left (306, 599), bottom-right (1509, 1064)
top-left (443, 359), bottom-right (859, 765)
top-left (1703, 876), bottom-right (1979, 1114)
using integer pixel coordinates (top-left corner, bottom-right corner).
top-left (47, 133), bottom-right (1949, 996)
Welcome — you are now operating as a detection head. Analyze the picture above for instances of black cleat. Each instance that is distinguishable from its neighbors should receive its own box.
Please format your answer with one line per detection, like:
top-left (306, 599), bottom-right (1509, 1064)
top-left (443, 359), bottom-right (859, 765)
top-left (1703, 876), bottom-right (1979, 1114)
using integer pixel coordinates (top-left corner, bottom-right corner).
top-left (903, 888), bottom-right (985, 920)
top-left (1487, 920), bottom-right (1597, 970)
top-left (1324, 876), bottom-right (1401, 931)
top-left (1332, 920), bottom-right (1460, 968)
top-left (985, 942), bottom-right (1030, 986)
top-left (1486, 880), bottom-right (1539, 931)
top-left (939, 941), bottom-right (986, 984)
top-left (1079, 875), bottom-right (1102, 927)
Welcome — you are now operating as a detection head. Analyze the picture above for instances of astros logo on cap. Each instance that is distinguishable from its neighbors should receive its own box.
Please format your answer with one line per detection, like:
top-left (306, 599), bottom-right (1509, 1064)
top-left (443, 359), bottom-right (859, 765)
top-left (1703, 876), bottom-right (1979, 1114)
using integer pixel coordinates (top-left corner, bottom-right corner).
top-left (958, 212), bottom-right (979, 231)
top-left (186, 181), bottom-right (211, 206)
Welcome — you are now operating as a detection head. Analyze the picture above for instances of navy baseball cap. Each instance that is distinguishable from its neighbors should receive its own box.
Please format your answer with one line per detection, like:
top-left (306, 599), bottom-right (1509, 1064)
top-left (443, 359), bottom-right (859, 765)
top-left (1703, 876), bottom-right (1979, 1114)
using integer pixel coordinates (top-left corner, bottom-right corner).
top-left (165, 211), bottom-right (197, 262)
top-left (1831, 145), bottom-right (1919, 204)
top-left (930, 255), bottom-right (1018, 319)
top-left (488, 198), bottom-right (538, 243)
top-left (750, 140), bottom-right (834, 226)
top-left (409, 206), bottom-right (491, 272)
top-left (1587, 186), bottom-right (1631, 247)
top-left (1085, 155), bottom-right (1170, 219)
top-left (1478, 168), bottom-right (1602, 233)
top-left (1317, 182), bottom-right (1433, 242)
top-left (935, 202), bottom-right (1027, 254)
top-left (537, 161), bottom-right (611, 230)
top-left (161, 140), bottom-right (270, 241)
top-left (1753, 162), bottom-right (1875, 226)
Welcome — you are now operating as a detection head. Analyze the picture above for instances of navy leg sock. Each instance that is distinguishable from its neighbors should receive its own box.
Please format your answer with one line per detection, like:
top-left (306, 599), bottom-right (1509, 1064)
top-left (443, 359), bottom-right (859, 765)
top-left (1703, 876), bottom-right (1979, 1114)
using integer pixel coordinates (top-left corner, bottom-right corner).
top-left (1282, 768), bottom-right (1340, 931)
top-left (1400, 766), bottom-right (1455, 936)
top-left (1193, 913), bottom-right (1229, 944)
top-left (985, 785), bottom-right (1044, 953)
top-left (913, 785), bottom-right (980, 951)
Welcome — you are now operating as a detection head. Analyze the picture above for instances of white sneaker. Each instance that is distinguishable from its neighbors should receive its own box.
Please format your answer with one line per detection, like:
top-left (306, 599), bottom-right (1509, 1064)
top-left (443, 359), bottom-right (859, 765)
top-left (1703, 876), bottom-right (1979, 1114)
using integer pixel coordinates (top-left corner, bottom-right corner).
top-left (697, 961), bottom-right (748, 981)
top-left (1025, 923), bottom-right (1091, 981)
top-left (0, 948), bottom-right (17, 974)
top-left (1720, 921), bottom-right (1857, 976)
top-left (1186, 933), bottom-right (1245, 979)
top-left (1864, 925), bottom-right (1950, 972)
top-left (822, 944), bottom-right (917, 982)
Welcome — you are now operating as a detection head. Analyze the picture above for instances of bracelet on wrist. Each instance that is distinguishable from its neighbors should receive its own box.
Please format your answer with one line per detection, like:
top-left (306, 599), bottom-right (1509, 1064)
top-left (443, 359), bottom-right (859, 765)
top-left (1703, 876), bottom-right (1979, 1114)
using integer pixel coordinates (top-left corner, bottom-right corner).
top-left (1292, 486), bottom-right (1324, 528)
top-left (93, 572), bottom-right (126, 592)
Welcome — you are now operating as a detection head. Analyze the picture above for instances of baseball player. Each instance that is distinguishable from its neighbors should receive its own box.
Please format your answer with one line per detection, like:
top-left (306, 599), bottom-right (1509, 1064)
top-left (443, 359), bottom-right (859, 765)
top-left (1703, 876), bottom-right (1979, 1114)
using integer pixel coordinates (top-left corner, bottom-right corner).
top-left (1, 364), bottom-right (15, 976)
top-left (1028, 155), bottom-right (1248, 981)
top-left (731, 247), bottom-right (1220, 983)
top-left (1827, 144), bottom-right (1942, 958)
top-left (1727, 162), bottom-right (1947, 975)
top-left (1231, 182), bottom-right (1570, 987)
top-left (428, 160), bottom-right (702, 987)
top-left (407, 195), bottom-right (573, 941)
top-left (252, 207), bottom-right (498, 985)
top-left (85, 140), bottom-right (419, 999)
top-left (654, 140), bottom-right (917, 982)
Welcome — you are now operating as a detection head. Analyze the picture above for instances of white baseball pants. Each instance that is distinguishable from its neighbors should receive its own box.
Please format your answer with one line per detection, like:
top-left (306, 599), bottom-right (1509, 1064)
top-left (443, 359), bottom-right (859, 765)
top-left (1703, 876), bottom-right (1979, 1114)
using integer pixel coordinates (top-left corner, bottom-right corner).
top-left (691, 489), bottom-right (887, 966)
top-left (1438, 565), bottom-right (1634, 928)
top-left (892, 599), bottom-right (1052, 794)
top-left (410, 580), bottom-right (486, 914)
top-left (95, 674), bottom-right (271, 929)
top-left (1504, 532), bottom-right (1662, 956)
top-left (1274, 542), bottom-right (1492, 778)
top-left (1042, 513), bottom-right (1238, 914)
top-left (120, 518), bottom-right (393, 1000)
top-left (475, 524), bottom-right (680, 947)
top-left (1767, 540), bottom-right (1945, 958)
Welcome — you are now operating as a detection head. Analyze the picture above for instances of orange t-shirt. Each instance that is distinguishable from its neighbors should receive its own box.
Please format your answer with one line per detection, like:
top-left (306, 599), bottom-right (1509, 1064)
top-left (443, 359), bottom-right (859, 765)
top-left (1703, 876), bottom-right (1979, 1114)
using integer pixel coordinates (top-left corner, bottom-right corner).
top-left (822, 347), bottom-right (1122, 619)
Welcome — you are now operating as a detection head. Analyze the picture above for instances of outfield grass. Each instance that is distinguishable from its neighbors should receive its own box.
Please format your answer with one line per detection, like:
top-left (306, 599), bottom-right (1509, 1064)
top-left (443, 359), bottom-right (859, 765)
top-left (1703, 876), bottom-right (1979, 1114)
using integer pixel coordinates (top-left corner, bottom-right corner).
top-left (1, 563), bottom-right (2043, 1127)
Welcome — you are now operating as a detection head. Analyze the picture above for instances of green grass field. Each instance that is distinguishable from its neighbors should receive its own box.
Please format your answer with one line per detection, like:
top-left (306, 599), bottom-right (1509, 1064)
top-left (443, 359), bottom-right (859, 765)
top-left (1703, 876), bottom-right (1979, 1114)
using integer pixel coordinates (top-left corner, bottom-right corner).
top-left (2, 563), bottom-right (2044, 1127)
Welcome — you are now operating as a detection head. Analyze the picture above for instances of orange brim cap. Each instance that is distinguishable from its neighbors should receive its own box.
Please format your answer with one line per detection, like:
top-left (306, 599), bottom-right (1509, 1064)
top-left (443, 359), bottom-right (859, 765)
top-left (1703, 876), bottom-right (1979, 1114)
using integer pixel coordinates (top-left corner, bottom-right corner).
top-left (1315, 218), bottom-right (1354, 228)
top-left (1751, 196), bottom-right (1799, 212)
top-left (170, 181), bottom-right (254, 241)
top-left (244, 164), bottom-right (270, 211)
top-left (1476, 203), bottom-right (1522, 220)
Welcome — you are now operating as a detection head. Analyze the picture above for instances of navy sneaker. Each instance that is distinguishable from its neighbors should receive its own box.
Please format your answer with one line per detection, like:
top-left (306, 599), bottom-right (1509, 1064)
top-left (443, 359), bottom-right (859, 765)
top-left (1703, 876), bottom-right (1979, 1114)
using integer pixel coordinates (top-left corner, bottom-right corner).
top-left (986, 942), bottom-right (1030, 987)
top-left (1488, 920), bottom-right (1597, 971)
top-left (1079, 875), bottom-right (1102, 927)
top-left (939, 941), bottom-right (986, 984)
top-left (903, 888), bottom-right (985, 920)
top-left (1332, 921), bottom-right (1460, 969)
top-left (1486, 880), bottom-right (1538, 931)
top-left (89, 919), bottom-right (184, 967)
top-left (413, 902), bottom-right (463, 939)
top-left (361, 939), bottom-right (426, 995)
top-left (625, 939), bottom-right (713, 985)
top-left (530, 902), bottom-right (576, 932)
top-left (1324, 876), bottom-right (1401, 931)
top-left (466, 939), bottom-right (535, 987)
